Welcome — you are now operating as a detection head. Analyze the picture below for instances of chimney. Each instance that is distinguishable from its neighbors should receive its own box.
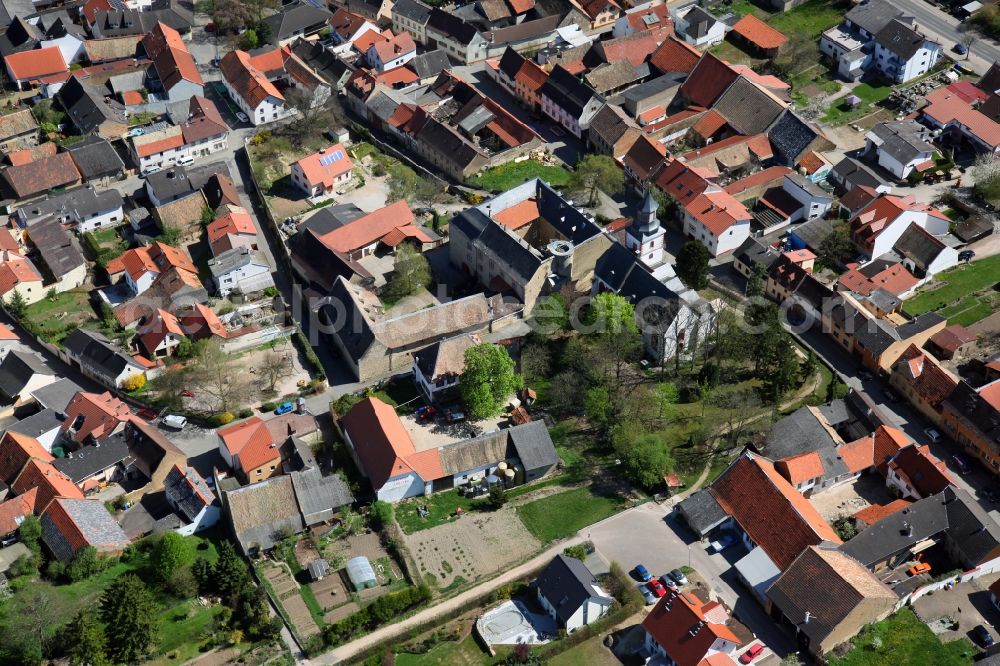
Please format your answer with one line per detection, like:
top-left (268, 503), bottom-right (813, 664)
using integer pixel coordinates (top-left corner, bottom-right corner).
top-left (804, 611), bottom-right (811, 625)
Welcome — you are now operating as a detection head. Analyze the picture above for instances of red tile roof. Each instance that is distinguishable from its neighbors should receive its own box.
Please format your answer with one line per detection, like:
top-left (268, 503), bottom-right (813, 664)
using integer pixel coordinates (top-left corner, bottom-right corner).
top-left (0, 251), bottom-right (42, 297)
top-left (340, 396), bottom-right (444, 489)
top-left (0, 322), bottom-right (17, 340)
top-left (724, 166), bottom-right (792, 197)
top-left (980, 379), bottom-right (1000, 411)
top-left (493, 197), bottom-right (539, 230)
top-left (623, 135), bottom-right (668, 181)
top-left (642, 590), bottom-right (741, 666)
top-left (4, 46), bottom-right (67, 82)
top-left (837, 262), bottom-right (918, 297)
top-left (851, 194), bottom-right (949, 251)
top-left (3, 152), bottom-right (81, 198)
top-left (61, 391), bottom-right (131, 444)
top-left (930, 324), bottom-right (976, 353)
top-left (121, 90), bottom-right (144, 105)
top-left (142, 22), bottom-right (203, 90)
top-left (681, 53), bottom-right (738, 108)
top-left (218, 416), bottom-right (282, 474)
top-left (137, 308), bottom-right (185, 355)
top-left (42, 497), bottom-right (129, 558)
top-left (514, 58), bottom-right (548, 92)
top-left (709, 453), bottom-right (840, 570)
top-left (13, 459), bottom-right (83, 514)
top-left (888, 444), bottom-right (953, 497)
top-left (316, 199), bottom-right (418, 254)
top-left (923, 87), bottom-right (1000, 151)
top-left (649, 36), bottom-right (702, 75)
top-left (624, 4), bottom-right (670, 33)
top-left (221, 50), bottom-right (284, 109)
top-left (0, 488), bottom-right (36, 535)
top-left (0, 431), bottom-right (52, 485)
top-left (895, 345), bottom-right (959, 411)
top-left (797, 151), bottom-right (825, 174)
top-left (656, 159), bottom-right (751, 237)
top-left (775, 451), bottom-right (824, 485)
top-left (599, 27), bottom-right (671, 67)
top-left (371, 31), bottom-right (416, 63)
top-left (135, 129), bottom-right (185, 158)
top-left (178, 303), bottom-right (228, 340)
top-left (691, 109), bottom-right (728, 140)
top-left (730, 14), bottom-right (788, 50)
top-left (853, 498), bottom-right (913, 526)
top-left (294, 144), bottom-right (354, 190)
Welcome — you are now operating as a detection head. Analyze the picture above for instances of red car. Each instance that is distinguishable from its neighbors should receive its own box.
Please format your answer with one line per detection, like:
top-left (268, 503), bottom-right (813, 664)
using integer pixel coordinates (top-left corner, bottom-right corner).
top-left (181, 389), bottom-right (194, 398)
top-left (646, 578), bottom-right (667, 598)
top-left (740, 644), bottom-right (764, 664)
top-left (136, 407), bottom-right (158, 421)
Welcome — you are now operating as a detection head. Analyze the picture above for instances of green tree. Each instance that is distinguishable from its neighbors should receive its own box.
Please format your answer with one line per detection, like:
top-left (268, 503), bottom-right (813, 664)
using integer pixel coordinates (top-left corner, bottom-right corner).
top-left (817, 221), bottom-right (855, 269)
top-left (530, 293), bottom-right (570, 334)
top-left (386, 163), bottom-right (440, 205)
top-left (585, 292), bottom-right (637, 335)
top-left (6, 288), bottom-right (27, 320)
top-left (485, 484), bottom-right (507, 510)
top-left (64, 611), bottom-right (110, 666)
top-left (382, 244), bottom-right (431, 303)
top-left (617, 433), bottom-right (673, 490)
top-left (214, 541), bottom-right (250, 600)
top-left (100, 574), bottom-right (159, 664)
top-left (152, 532), bottom-right (194, 581)
top-left (66, 546), bottom-right (102, 582)
top-left (200, 205), bottom-right (215, 226)
top-left (192, 556), bottom-right (214, 594)
top-left (18, 514), bottom-right (42, 556)
top-left (459, 343), bottom-right (523, 419)
top-left (568, 154), bottom-right (624, 206)
top-left (676, 240), bottom-right (710, 289)
top-left (239, 28), bottom-right (258, 49)
top-left (746, 262), bottom-right (767, 299)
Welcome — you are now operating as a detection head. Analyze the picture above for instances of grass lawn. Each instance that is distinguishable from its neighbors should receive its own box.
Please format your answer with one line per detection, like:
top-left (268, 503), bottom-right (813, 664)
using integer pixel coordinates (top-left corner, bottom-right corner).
top-left (547, 634), bottom-right (620, 666)
top-left (395, 635), bottom-right (492, 666)
top-left (823, 81), bottom-right (893, 124)
top-left (396, 488), bottom-right (480, 534)
top-left (517, 487), bottom-right (623, 542)
top-left (828, 608), bottom-right (975, 666)
top-left (22, 289), bottom-right (99, 343)
top-left (467, 160), bottom-right (572, 192)
top-left (904, 255), bottom-right (1000, 316)
top-left (155, 602), bottom-right (226, 661)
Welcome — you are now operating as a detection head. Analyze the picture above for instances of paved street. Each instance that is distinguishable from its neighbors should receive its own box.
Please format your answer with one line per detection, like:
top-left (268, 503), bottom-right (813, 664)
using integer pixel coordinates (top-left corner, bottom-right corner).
top-left (894, 0), bottom-right (1000, 74)
top-left (587, 501), bottom-right (797, 658)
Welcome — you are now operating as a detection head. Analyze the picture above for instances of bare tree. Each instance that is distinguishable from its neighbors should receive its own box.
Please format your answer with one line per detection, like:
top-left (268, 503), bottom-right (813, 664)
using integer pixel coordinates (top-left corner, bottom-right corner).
top-left (187, 340), bottom-right (251, 413)
top-left (281, 89), bottom-right (345, 147)
top-left (708, 386), bottom-right (763, 451)
top-left (259, 351), bottom-right (291, 393)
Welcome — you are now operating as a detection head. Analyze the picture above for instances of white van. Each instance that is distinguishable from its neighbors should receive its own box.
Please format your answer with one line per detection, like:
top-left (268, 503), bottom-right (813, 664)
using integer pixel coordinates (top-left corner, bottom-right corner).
top-left (175, 156), bottom-right (195, 167)
top-left (161, 414), bottom-right (187, 430)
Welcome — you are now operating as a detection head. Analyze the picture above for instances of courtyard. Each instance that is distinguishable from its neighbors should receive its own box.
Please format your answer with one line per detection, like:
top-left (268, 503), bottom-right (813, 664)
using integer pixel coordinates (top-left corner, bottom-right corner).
top-left (807, 473), bottom-right (897, 523)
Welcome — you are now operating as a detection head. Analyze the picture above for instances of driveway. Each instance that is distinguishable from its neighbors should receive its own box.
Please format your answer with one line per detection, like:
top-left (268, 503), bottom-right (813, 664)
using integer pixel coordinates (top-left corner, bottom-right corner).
top-left (912, 574), bottom-right (1000, 646)
top-left (587, 501), bottom-right (797, 657)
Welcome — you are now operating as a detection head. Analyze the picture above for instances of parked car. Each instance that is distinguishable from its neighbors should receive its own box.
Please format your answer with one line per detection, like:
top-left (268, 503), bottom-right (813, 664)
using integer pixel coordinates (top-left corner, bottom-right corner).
top-left (181, 389), bottom-right (195, 398)
top-left (951, 454), bottom-right (972, 475)
top-left (646, 578), bottom-right (667, 598)
top-left (958, 250), bottom-right (976, 262)
top-left (642, 587), bottom-right (657, 605)
top-left (924, 427), bottom-right (942, 443)
top-left (668, 569), bottom-right (688, 586)
top-left (161, 414), bottom-right (187, 430)
top-left (953, 42), bottom-right (968, 55)
top-left (659, 574), bottom-right (678, 590)
top-left (907, 561), bottom-right (931, 576)
top-left (973, 625), bottom-right (995, 648)
top-left (445, 409), bottom-right (466, 423)
top-left (709, 533), bottom-right (738, 553)
top-left (740, 644), bottom-right (765, 664)
top-left (236, 112), bottom-right (249, 123)
top-left (136, 407), bottom-right (159, 421)
top-left (634, 564), bottom-right (652, 582)
top-left (274, 401), bottom-right (294, 415)
top-left (415, 405), bottom-right (437, 421)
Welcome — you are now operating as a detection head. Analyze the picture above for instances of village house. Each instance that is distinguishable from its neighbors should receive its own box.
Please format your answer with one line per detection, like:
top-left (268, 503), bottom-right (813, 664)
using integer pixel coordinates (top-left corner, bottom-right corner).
top-left (15, 186), bottom-right (124, 233)
top-left (534, 555), bottom-right (613, 632)
top-left (208, 247), bottom-right (274, 298)
top-left (290, 144), bottom-right (354, 197)
top-left (217, 412), bottom-right (320, 484)
top-left (142, 22), bottom-right (203, 102)
top-left (412, 333), bottom-right (480, 404)
top-left (642, 589), bottom-right (742, 665)
top-left (62, 328), bottom-right (147, 389)
top-left (338, 396), bottom-right (557, 502)
top-left (863, 121), bottom-right (936, 180)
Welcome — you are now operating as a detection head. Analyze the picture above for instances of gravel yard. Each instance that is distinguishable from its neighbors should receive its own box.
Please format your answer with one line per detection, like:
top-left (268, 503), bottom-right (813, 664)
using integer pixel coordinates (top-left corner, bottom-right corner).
top-left (807, 473), bottom-right (895, 523)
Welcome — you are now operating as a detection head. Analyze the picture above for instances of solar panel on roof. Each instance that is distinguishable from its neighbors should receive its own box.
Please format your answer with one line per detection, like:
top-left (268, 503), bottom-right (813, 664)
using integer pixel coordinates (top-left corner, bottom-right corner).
top-left (318, 150), bottom-right (345, 166)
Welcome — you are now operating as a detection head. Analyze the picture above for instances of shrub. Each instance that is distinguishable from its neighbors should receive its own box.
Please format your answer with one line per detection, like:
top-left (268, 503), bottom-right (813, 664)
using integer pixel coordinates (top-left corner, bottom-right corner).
top-left (121, 374), bottom-right (146, 391)
top-left (214, 412), bottom-right (235, 426)
top-left (238, 408), bottom-right (253, 419)
top-left (563, 545), bottom-right (587, 561)
top-left (261, 401), bottom-right (278, 412)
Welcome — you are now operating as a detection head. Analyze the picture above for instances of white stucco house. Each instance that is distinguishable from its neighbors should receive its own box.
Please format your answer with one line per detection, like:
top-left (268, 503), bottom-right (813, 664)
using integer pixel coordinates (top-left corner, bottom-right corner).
top-left (163, 464), bottom-right (221, 536)
top-left (863, 121), bottom-right (936, 180)
top-left (535, 555), bottom-right (613, 633)
top-left (208, 248), bottom-right (274, 298)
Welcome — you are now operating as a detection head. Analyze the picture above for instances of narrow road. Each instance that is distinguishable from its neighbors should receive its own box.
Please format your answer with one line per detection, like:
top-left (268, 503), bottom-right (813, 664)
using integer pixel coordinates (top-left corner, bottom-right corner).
top-left (309, 534), bottom-right (585, 664)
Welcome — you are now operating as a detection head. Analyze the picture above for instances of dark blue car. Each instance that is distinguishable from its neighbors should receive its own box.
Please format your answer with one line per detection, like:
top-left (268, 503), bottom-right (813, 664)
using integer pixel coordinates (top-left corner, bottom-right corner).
top-left (635, 564), bottom-right (652, 582)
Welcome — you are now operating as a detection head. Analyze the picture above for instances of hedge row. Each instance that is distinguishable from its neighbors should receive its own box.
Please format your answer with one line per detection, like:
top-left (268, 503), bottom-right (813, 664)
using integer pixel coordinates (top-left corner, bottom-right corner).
top-left (324, 583), bottom-right (433, 647)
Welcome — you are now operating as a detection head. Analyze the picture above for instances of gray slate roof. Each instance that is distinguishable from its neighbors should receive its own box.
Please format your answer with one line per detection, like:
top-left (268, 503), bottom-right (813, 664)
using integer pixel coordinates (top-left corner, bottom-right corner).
top-left (53, 432), bottom-right (131, 483)
top-left (535, 554), bottom-right (610, 624)
top-left (164, 464), bottom-right (217, 522)
top-left (8, 408), bottom-right (62, 438)
top-left (18, 186), bottom-right (123, 227)
top-left (508, 420), bottom-right (558, 472)
top-left (712, 76), bottom-right (786, 135)
top-left (262, 0), bottom-right (331, 42)
top-left (678, 488), bottom-right (728, 535)
top-left (845, 0), bottom-right (904, 36)
top-left (869, 121), bottom-right (933, 165)
top-left (840, 486), bottom-right (1000, 568)
top-left (67, 135), bottom-right (127, 181)
top-left (30, 377), bottom-right (84, 413)
top-left (875, 19), bottom-right (926, 60)
top-left (41, 497), bottom-right (130, 562)
top-left (28, 216), bottom-right (86, 279)
top-left (290, 467), bottom-right (354, 521)
top-left (63, 328), bottom-right (140, 380)
top-left (765, 406), bottom-right (838, 460)
top-left (0, 351), bottom-right (53, 399)
top-left (393, 0), bottom-right (432, 24)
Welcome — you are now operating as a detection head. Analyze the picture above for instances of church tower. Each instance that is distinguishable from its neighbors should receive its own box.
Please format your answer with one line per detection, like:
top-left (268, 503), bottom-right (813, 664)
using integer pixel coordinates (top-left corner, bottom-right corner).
top-left (626, 189), bottom-right (665, 267)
